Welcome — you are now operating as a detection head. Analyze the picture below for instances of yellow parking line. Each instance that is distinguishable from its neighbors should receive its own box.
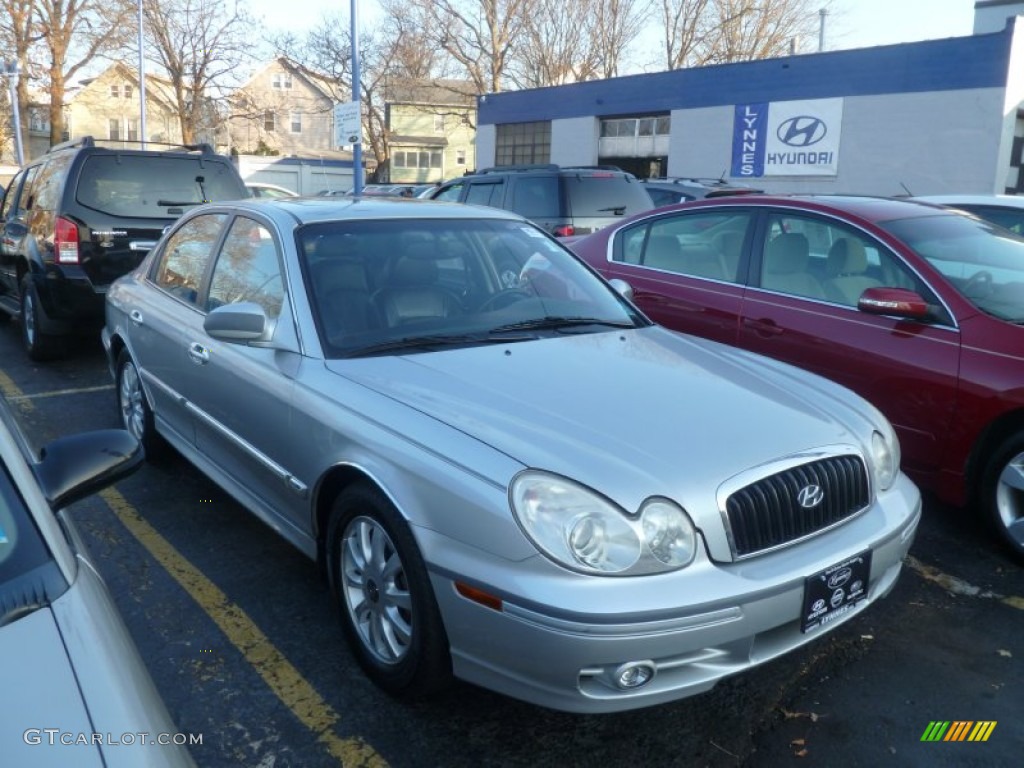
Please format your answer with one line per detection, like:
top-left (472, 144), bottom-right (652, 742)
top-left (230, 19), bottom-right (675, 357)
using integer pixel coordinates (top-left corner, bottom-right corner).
top-left (0, 369), bottom-right (33, 413)
top-left (5, 383), bottom-right (114, 401)
top-left (100, 488), bottom-right (387, 768)
top-left (905, 555), bottom-right (1024, 610)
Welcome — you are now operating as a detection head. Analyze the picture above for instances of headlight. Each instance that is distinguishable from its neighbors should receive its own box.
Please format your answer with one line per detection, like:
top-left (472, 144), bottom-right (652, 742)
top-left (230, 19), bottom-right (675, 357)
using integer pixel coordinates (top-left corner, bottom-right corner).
top-left (870, 430), bottom-right (900, 491)
top-left (510, 471), bottom-right (697, 575)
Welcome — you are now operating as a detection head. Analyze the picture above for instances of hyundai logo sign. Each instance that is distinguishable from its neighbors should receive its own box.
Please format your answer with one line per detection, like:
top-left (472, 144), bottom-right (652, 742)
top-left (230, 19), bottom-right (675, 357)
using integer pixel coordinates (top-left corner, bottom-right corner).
top-left (797, 484), bottom-right (825, 509)
top-left (777, 116), bottom-right (827, 147)
top-left (828, 567), bottom-right (853, 589)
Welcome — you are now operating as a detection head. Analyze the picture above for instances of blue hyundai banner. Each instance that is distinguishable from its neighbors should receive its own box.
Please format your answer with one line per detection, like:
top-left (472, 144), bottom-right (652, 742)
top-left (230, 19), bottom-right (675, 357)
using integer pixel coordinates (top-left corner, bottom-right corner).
top-left (731, 99), bottom-right (844, 177)
top-left (731, 103), bottom-right (768, 178)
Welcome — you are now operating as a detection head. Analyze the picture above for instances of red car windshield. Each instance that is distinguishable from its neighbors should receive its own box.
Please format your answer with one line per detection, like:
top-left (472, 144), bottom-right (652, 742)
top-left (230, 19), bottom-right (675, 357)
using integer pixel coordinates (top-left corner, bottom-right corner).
top-left (881, 213), bottom-right (1024, 322)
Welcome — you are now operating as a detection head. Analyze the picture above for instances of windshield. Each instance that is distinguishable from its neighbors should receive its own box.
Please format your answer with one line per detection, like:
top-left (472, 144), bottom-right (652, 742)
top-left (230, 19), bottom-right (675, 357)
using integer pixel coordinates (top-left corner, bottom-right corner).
top-left (299, 218), bottom-right (647, 357)
top-left (77, 155), bottom-right (245, 217)
top-left (881, 213), bottom-right (1024, 322)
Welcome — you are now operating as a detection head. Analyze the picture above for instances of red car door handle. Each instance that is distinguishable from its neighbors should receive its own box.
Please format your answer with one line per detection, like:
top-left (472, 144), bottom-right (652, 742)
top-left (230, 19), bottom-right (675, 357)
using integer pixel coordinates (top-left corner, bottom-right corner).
top-left (743, 317), bottom-right (784, 336)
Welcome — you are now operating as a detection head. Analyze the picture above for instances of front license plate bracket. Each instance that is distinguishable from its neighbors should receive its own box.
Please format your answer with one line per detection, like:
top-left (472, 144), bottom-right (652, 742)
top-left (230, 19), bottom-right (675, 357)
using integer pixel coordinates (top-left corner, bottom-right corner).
top-left (801, 550), bottom-right (872, 633)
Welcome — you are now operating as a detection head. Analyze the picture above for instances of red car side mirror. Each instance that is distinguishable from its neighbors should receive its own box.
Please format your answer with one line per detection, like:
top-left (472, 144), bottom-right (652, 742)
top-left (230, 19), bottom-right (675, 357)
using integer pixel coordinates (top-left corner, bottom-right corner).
top-left (858, 287), bottom-right (930, 319)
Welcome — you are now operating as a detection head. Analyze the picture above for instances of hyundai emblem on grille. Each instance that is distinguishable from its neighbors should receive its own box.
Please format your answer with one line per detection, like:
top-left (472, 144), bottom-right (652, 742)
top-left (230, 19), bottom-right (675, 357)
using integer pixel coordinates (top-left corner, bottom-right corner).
top-left (797, 484), bottom-right (825, 508)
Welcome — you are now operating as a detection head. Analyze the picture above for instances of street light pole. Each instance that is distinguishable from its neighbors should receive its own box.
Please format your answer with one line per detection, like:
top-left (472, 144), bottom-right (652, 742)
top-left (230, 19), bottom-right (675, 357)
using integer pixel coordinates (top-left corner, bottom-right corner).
top-left (138, 0), bottom-right (147, 147)
top-left (351, 0), bottom-right (362, 195)
top-left (5, 60), bottom-right (24, 165)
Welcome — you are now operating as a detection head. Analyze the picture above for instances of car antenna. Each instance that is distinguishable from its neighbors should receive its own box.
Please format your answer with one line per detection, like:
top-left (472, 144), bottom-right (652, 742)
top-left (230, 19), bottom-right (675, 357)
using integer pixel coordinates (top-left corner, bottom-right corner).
top-left (899, 181), bottom-right (913, 197)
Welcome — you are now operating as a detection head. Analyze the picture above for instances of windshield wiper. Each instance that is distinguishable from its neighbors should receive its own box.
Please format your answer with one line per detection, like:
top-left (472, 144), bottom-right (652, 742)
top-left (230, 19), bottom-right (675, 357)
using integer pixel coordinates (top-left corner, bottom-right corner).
top-left (490, 316), bottom-right (637, 334)
top-left (347, 332), bottom-right (537, 357)
top-left (597, 205), bottom-right (626, 215)
top-left (156, 199), bottom-right (203, 207)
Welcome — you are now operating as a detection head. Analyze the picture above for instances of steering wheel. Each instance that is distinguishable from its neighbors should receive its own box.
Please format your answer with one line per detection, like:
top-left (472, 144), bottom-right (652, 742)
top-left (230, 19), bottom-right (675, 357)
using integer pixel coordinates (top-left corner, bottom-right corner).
top-left (478, 289), bottom-right (533, 312)
top-left (963, 270), bottom-right (994, 297)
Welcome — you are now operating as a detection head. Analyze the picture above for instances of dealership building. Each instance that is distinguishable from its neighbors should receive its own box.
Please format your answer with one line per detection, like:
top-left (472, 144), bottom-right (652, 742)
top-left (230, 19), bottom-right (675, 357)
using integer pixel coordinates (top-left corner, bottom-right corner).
top-left (475, 2), bottom-right (1024, 197)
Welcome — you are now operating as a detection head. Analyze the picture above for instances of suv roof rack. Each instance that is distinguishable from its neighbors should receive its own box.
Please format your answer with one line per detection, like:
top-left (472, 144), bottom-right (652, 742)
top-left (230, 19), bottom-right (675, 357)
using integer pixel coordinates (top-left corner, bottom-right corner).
top-left (476, 164), bottom-right (560, 174)
top-left (562, 165), bottom-right (626, 172)
top-left (47, 136), bottom-right (217, 155)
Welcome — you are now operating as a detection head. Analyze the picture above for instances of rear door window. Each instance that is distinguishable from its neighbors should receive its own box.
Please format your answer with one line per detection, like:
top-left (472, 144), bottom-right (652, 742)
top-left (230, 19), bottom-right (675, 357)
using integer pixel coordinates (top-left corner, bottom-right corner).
top-left (152, 213), bottom-right (228, 305)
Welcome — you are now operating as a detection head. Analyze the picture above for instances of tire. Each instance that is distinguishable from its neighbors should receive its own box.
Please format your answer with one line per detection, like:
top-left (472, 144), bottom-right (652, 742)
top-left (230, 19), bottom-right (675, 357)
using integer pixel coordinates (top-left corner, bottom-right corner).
top-left (115, 349), bottom-right (165, 458)
top-left (980, 432), bottom-right (1024, 562)
top-left (20, 276), bottom-right (63, 361)
top-left (326, 483), bottom-right (452, 697)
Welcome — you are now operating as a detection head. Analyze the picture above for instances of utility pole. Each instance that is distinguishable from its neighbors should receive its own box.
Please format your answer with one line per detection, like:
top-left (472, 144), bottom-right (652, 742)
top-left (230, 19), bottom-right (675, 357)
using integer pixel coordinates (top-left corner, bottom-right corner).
top-left (4, 60), bottom-right (24, 165)
top-left (819, 8), bottom-right (828, 52)
top-left (350, 0), bottom-right (363, 195)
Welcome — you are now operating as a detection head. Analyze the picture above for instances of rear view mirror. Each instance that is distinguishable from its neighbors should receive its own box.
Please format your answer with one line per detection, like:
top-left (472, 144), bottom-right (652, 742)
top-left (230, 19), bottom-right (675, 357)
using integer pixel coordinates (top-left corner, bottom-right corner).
top-left (858, 287), bottom-right (929, 319)
top-left (204, 301), bottom-right (269, 341)
top-left (608, 278), bottom-right (634, 301)
top-left (34, 430), bottom-right (142, 508)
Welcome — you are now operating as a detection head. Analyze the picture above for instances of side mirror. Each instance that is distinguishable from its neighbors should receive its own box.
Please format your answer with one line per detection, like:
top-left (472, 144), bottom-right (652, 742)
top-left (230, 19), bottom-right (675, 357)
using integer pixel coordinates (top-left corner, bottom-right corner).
top-left (608, 278), bottom-right (634, 301)
top-left (34, 430), bottom-right (143, 508)
top-left (858, 287), bottom-right (930, 319)
top-left (204, 301), bottom-right (269, 341)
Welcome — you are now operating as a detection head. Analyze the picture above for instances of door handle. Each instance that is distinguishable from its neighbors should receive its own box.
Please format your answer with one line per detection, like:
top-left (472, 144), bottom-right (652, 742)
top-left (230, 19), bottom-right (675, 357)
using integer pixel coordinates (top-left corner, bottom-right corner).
top-left (742, 317), bottom-right (784, 336)
top-left (187, 342), bottom-right (210, 365)
top-left (129, 309), bottom-right (144, 325)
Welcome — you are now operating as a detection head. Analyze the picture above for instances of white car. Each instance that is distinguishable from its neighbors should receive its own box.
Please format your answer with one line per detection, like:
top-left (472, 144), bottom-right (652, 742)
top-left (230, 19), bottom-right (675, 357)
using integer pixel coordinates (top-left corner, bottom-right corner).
top-left (911, 194), bottom-right (1024, 234)
top-left (0, 398), bottom-right (194, 766)
top-left (246, 182), bottom-right (299, 199)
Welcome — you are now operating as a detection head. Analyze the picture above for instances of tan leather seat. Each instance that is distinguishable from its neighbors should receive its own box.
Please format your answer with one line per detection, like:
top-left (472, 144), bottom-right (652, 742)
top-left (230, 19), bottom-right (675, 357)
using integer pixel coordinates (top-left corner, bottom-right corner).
top-left (824, 238), bottom-right (881, 305)
top-left (762, 233), bottom-right (825, 299)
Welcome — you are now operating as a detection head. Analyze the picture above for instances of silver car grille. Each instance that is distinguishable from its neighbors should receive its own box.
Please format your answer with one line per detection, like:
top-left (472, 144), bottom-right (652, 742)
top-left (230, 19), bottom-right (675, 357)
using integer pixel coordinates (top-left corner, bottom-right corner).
top-left (724, 455), bottom-right (869, 558)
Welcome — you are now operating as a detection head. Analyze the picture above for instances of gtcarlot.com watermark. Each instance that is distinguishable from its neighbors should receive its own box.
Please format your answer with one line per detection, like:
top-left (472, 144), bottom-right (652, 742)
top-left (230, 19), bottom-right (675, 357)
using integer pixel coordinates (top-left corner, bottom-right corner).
top-left (23, 729), bottom-right (203, 747)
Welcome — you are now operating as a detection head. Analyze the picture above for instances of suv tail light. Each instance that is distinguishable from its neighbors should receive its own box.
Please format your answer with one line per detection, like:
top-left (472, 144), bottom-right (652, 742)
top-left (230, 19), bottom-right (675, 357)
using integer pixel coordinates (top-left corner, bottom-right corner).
top-left (55, 216), bottom-right (80, 264)
top-left (553, 225), bottom-right (575, 237)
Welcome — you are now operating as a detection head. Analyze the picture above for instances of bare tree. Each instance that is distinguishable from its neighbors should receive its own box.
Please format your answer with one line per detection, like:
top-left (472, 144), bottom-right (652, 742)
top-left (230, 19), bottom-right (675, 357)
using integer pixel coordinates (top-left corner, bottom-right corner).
top-left (141, 0), bottom-right (254, 144)
top-left (402, 0), bottom-right (537, 94)
top-left (35, 0), bottom-right (135, 146)
top-left (659, 0), bottom-right (830, 69)
top-left (659, 0), bottom-right (712, 69)
top-left (0, 0), bottom-right (39, 159)
top-left (590, 0), bottom-right (653, 79)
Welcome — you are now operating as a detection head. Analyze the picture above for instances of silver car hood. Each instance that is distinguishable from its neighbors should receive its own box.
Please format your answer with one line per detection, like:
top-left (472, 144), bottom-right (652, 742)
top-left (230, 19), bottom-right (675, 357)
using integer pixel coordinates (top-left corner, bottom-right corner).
top-left (330, 327), bottom-right (876, 523)
top-left (0, 606), bottom-right (103, 767)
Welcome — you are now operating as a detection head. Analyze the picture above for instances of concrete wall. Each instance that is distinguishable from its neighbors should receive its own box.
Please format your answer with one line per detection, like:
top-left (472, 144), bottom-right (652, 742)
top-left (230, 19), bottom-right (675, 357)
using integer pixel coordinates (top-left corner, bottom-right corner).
top-left (475, 21), bottom-right (1024, 195)
top-left (551, 117), bottom-right (599, 166)
top-left (974, 2), bottom-right (1024, 33)
top-left (235, 155), bottom-right (354, 195)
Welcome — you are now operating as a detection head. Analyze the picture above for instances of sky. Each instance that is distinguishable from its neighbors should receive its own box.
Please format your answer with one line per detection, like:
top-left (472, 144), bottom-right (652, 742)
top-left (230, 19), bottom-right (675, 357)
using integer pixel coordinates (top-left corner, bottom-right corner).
top-left (247, 0), bottom-right (977, 53)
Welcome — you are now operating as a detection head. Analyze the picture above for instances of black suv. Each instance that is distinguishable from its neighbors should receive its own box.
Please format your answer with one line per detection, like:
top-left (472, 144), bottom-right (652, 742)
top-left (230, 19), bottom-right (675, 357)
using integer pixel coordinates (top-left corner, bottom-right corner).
top-left (428, 164), bottom-right (655, 237)
top-left (0, 137), bottom-right (247, 359)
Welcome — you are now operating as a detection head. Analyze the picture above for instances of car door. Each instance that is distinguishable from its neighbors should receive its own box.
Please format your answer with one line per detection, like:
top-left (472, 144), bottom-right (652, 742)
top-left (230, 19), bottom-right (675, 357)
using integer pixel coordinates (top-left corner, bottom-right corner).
top-left (187, 215), bottom-right (305, 539)
top-left (736, 209), bottom-right (961, 478)
top-left (600, 207), bottom-right (755, 346)
top-left (0, 166), bottom-right (39, 295)
top-left (131, 212), bottom-right (230, 448)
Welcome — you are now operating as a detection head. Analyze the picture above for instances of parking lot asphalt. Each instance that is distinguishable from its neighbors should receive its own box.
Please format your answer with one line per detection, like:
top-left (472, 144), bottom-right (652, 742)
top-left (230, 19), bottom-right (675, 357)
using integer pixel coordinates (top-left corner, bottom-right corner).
top-left (0, 322), bottom-right (1020, 767)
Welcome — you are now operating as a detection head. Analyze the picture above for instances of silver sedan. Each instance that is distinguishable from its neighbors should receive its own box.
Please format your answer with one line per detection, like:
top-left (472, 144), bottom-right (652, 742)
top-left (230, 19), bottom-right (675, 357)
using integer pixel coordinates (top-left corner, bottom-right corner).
top-left (102, 197), bottom-right (921, 713)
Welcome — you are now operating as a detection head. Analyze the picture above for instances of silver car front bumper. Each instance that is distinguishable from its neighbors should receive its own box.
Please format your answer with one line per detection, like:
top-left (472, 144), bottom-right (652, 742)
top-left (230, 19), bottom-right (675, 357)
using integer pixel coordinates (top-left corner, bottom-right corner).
top-left (426, 476), bottom-right (921, 713)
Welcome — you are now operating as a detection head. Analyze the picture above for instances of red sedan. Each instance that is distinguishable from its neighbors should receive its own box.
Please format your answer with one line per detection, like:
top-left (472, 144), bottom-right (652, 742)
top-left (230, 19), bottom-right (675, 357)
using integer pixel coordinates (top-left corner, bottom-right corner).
top-left (570, 194), bottom-right (1024, 561)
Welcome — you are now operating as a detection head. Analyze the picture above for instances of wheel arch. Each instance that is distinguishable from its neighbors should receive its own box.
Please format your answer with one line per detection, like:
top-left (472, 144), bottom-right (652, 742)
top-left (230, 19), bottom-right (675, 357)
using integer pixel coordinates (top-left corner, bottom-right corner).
top-left (312, 463), bottom-right (387, 574)
top-left (966, 407), bottom-right (1024, 502)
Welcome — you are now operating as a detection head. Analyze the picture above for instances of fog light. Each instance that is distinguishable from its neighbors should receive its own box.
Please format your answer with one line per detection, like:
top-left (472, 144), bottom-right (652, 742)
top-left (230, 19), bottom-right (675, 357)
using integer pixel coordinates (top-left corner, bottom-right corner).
top-left (613, 661), bottom-right (656, 690)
